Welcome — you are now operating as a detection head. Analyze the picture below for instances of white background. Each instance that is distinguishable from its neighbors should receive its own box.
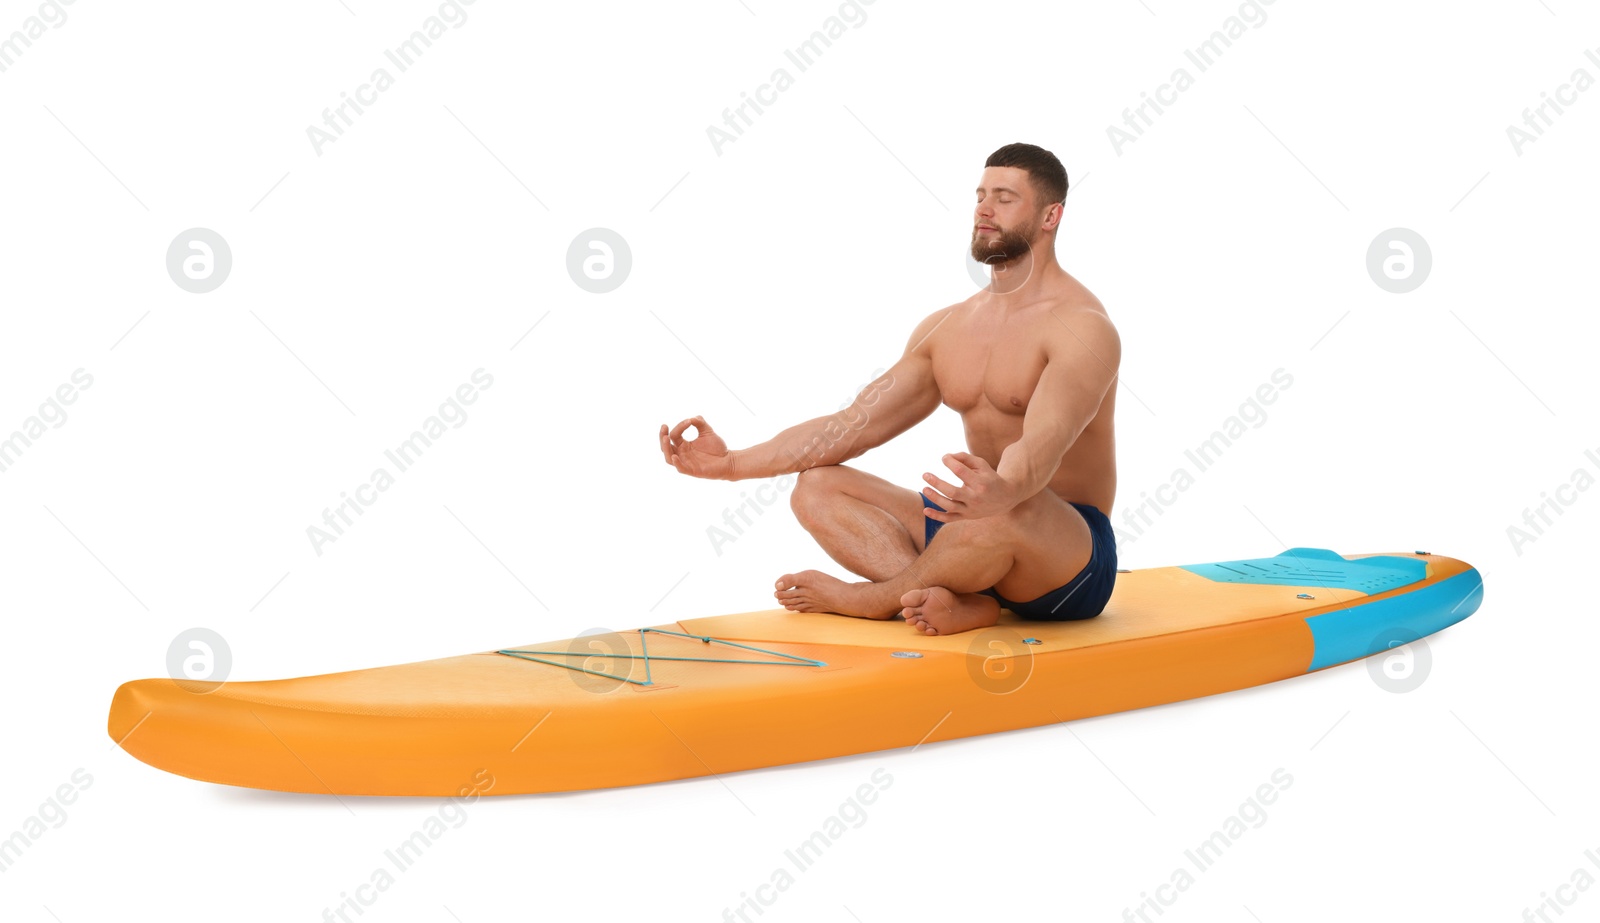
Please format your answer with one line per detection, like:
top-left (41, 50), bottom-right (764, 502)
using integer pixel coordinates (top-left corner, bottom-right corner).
top-left (2, 0), bottom-right (1596, 920)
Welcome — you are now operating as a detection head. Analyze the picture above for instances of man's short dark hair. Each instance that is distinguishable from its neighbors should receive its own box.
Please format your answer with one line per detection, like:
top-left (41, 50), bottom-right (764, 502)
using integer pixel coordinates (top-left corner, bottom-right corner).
top-left (984, 142), bottom-right (1068, 206)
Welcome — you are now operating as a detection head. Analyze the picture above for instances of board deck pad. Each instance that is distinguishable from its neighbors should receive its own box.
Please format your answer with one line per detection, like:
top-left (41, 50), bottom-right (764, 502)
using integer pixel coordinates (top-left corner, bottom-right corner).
top-left (108, 548), bottom-right (1483, 796)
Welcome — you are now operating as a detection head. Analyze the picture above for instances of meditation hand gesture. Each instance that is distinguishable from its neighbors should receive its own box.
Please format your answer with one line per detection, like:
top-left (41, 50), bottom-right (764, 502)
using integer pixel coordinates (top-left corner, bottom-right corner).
top-left (660, 415), bottom-right (734, 481)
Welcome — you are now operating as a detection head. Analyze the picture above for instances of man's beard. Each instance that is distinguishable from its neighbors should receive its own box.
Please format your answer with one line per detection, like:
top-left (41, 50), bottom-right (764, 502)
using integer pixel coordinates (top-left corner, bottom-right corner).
top-left (970, 222), bottom-right (1034, 267)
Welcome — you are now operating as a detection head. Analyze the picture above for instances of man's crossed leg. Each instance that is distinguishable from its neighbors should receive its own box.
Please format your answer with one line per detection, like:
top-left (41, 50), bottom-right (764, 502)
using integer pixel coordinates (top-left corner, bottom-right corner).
top-left (772, 464), bottom-right (1095, 636)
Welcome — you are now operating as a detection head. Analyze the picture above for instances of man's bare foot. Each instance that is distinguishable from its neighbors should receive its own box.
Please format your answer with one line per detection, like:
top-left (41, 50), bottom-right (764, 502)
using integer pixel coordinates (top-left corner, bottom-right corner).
top-left (899, 586), bottom-right (1001, 635)
top-left (774, 569), bottom-right (893, 618)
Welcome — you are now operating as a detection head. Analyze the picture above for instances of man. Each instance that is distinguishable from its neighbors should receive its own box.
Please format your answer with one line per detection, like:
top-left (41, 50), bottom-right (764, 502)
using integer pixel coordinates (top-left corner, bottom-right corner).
top-left (659, 142), bottom-right (1119, 636)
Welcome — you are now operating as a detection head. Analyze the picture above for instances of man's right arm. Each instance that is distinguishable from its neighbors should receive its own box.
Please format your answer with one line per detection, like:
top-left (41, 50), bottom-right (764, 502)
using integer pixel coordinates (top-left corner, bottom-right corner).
top-left (729, 307), bottom-right (949, 480)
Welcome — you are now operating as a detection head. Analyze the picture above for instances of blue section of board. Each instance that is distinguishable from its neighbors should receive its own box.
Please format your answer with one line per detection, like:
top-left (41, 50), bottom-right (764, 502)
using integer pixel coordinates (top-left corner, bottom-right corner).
top-left (1303, 567), bottom-right (1484, 671)
top-left (1180, 547), bottom-right (1427, 595)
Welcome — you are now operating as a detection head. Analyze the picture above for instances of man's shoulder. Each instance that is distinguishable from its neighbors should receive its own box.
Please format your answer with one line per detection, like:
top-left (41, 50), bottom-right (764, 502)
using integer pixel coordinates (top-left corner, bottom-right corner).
top-left (1042, 299), bottom-right (1114, 328)
top-left (1043, 270), bottom-right (1110, 316)
top-left (906, 301), bottom-right (965, 348)
top-left (1036, 299), bottom-right (1120, 364)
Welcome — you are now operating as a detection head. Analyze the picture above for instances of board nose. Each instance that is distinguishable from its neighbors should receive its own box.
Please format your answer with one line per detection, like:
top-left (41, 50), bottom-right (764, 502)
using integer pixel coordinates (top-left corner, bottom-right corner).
top-left (107, 678), bottom-right (164, 749)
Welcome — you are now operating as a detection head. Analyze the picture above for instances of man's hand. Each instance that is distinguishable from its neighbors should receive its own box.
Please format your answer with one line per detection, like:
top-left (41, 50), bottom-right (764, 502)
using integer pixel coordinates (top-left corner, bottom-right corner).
top-left (660, 415), bottom-right (735, 480)
top-left (921, 452), bottom-right (1022, 521)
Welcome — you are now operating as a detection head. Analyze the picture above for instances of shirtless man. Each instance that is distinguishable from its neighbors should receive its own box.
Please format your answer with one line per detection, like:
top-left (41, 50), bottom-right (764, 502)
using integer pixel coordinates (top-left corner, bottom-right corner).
top-left (658, 142), bottom-right (1119, 636)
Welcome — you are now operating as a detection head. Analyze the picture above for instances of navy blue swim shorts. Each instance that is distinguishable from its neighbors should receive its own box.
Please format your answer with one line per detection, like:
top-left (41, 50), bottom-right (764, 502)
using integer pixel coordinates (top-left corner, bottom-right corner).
top-left (921, 492), bottom-right (1117, 621)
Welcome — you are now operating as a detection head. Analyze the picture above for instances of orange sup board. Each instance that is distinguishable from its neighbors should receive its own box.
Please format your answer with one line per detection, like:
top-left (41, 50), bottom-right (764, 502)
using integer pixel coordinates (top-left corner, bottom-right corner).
top-left (108, 548), bottom-right (1482, 796)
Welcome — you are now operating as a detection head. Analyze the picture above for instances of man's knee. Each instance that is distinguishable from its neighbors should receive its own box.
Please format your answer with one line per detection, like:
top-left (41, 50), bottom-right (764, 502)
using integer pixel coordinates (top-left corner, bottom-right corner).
top-left (790, 465), bottom-right (846, 522)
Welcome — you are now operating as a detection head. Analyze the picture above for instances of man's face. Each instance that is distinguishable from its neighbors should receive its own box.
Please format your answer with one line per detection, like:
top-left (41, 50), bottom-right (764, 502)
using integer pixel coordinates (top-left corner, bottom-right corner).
top-left (971, 166), bottom-right (1040, 266)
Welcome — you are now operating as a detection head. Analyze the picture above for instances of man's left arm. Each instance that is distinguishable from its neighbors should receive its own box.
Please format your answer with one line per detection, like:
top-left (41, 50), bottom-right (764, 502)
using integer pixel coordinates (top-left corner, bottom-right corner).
top-left (921, 311), bottom-right (1120, 521)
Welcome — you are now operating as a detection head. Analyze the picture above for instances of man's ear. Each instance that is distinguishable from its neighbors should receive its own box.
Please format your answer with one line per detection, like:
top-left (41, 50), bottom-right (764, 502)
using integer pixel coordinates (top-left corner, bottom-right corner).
top-left (1042, 202), bottom-right (1064, 232)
